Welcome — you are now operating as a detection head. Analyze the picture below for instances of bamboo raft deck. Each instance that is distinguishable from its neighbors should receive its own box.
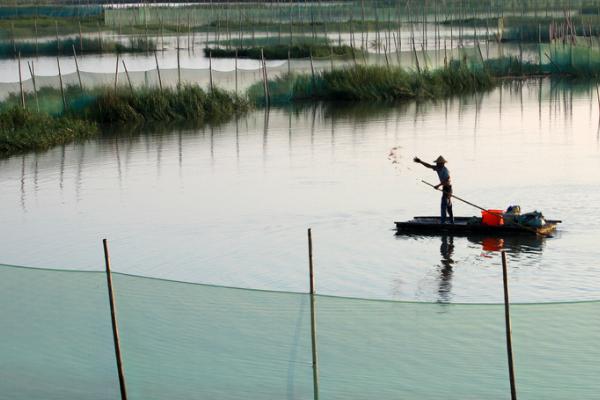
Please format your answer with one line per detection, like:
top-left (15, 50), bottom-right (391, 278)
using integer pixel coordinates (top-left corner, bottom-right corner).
top-left (395, 216), bottom-right (560, 236)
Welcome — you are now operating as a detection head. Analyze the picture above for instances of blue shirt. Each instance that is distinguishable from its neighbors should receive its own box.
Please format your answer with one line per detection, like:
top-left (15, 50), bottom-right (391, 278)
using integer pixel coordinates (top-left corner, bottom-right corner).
top-left (435, 166), bottom-right (451, 185)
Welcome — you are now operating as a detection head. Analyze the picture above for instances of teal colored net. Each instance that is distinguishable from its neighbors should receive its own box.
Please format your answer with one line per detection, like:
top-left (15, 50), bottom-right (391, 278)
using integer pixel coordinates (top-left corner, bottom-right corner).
top-left (1, 263), bottom-right (599, 400)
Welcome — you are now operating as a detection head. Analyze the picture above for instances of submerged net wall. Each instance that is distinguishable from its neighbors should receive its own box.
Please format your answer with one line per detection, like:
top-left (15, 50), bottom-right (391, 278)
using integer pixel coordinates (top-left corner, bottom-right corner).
top-left (1, 263), bottom-right (599, 400)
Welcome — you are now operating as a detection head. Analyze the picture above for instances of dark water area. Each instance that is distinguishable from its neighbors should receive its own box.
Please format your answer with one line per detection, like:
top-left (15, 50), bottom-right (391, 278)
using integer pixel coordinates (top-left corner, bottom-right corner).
top-left (2, 78), bottom-right (600, 303)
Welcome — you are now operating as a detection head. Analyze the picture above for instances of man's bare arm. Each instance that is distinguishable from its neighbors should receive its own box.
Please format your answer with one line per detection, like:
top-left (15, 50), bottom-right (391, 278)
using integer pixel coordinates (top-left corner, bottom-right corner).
top-left (413, 157), bottom-right (435, 169)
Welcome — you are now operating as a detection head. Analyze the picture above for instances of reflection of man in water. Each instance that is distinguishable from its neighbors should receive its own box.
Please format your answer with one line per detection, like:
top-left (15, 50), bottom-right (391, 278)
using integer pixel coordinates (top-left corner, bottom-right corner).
top-left (438, 236), bottom-right (455, 303)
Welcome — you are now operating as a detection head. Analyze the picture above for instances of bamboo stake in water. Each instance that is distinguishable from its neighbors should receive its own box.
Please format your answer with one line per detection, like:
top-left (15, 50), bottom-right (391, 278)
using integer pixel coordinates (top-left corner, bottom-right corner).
top-left (72, 45), bottom-right (83, 91)
top-left (412, 36), bottom-right (421, 74)
top-left (209, 51), bottom-right (214, 92)
top-left (307, 228), bottom-right (320, 400)
top-left (154, 51), bottom-right (163, 92)
top-left (122, 59), bottom-right (133, 94)
top-left (177, 42), bottom-right (181, 88)
top-left (17, 52), bottom-right (25, 109)
top-left (56, 56), bottom-right (66, 111)
top-left (27, 61), bottom-right (39, 112)
top-left (309, 51), bottom-right (316, 90)
top-left (502, 252), bottom-right (518, 400)
top-left (329, 46), bottom-right (334, 70)
top-left (102, 239), bottom-right (128, 400)
top-left (114, 53), bottom-right (119, 93)
top-left (234, 48), bottom-right (238, 95)
top-left (261, 48), bottom-right (270, 107)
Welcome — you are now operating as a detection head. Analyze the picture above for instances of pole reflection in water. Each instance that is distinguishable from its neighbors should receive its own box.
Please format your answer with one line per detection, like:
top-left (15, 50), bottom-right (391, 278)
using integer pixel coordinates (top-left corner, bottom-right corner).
top-left (437, 235), bottom-right (455, 303)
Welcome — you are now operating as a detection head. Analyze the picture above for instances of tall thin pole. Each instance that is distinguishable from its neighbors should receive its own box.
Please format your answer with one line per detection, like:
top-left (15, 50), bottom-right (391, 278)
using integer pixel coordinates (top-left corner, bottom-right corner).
top-left (102, 239), bottom-right (128, 400)
top-left (154, 51), bottom-right (163, 92)
top-left (27, 61), bottom-right (39, 112)
top-left (177, 44), bottom-right (181, 88)
top-left (18, 52), bottom-right (25, 109)
top-left (261, 48), bottom-right (269, 107)
top-left (114, 53), bottom-right (120, 93)
top-left (72, 45), bottom-right (83, 91)
top-left (307, 228), bottom-right (320, 400)
top-left (122, 59), bottom-right (133, 94)
top-left (502, 251), bottom-right (517, 400)
top-left (209, 51), bottom-right (214, 92)
top-left (56, 56), bottom-right (66, 112)
top-left (234, 48), bottom-right (238, 95)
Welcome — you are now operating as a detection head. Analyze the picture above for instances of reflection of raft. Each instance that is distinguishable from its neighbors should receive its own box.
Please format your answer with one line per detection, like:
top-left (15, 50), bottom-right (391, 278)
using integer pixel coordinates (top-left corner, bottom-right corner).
top-left (395, 216), bottom-right (560, 236)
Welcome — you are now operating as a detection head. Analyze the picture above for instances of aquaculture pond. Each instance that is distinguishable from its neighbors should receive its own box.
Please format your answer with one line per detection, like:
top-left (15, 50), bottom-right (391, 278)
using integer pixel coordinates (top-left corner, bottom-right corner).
top-left (2, 79), bottom-right (600, 304)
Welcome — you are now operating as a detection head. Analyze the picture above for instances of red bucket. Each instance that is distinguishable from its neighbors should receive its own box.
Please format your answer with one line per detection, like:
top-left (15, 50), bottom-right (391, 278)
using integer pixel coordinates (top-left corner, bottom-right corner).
top-left (481, 209), bottom-right (504, 226)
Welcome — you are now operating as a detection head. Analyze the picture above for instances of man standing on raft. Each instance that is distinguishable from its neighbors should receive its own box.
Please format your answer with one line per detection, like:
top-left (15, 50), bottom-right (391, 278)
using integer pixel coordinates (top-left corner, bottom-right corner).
top-left (413, 156), bottom-right (454, 224)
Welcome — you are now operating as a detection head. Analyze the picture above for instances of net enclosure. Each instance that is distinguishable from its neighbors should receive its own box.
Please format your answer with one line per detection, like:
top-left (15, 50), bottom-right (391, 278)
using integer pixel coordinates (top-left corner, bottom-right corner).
top-left (1, 263), bottom-right (599, 400)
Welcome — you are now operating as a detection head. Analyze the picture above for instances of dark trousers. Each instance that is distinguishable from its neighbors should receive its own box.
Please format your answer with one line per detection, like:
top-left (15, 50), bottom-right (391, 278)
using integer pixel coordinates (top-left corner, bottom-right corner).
top-left (441, 186), bottom-right (454, 224)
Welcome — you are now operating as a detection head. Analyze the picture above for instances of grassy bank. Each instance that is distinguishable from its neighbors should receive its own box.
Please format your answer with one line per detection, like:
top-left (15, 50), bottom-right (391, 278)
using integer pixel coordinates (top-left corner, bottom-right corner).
top-left (248, 63), bottom-right (495, 105)
top-left (86, 85), bottom-right (249, 124)
top-left (0, 106), bottom-right (97, 155)
top-left (248, 52), bottom-right (600, 106)
top-left (0, 85), bottom-right (249, 157)
top-left (1, 37), bottom-right (157, 58)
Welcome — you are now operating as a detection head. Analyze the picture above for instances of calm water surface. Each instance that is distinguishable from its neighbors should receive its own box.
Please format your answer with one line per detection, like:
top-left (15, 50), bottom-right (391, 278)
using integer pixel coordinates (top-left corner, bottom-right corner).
top-left (2, 79), bottom-right (600, 303)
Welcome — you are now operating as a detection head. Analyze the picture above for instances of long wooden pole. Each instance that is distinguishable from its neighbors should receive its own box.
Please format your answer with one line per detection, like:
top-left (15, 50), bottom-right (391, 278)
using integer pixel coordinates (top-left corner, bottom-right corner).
top-left (502, 252), bottom-right (517, 400)
top-left (422, 179), bottom-right (496, 214)
top-left (102, 239), bottom-right (128, 400)
top-left (307, 228), bottom-right (320, 400)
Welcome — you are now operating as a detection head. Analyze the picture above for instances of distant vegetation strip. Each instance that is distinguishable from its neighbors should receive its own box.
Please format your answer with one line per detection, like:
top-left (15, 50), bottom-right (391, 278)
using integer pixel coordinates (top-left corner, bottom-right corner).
top-left (0, 85), bottom-right (249, 156)
top-left (205, 43), bottom-right (362, 60)
top-left (0, 15), bottom-right (103, 40)
top-left (1, 37), bottom-right (157, 58)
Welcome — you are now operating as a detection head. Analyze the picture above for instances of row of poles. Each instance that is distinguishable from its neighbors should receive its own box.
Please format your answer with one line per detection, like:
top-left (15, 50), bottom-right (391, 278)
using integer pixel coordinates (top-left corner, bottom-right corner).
top-left (14, 40), bottom-right (357, 112)
top-left (14, 45), bottom-right (248, 112)
top-left (7, 0), bottom-right (600, 59)
top-left (101, 230), bottom-right (518, 400)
